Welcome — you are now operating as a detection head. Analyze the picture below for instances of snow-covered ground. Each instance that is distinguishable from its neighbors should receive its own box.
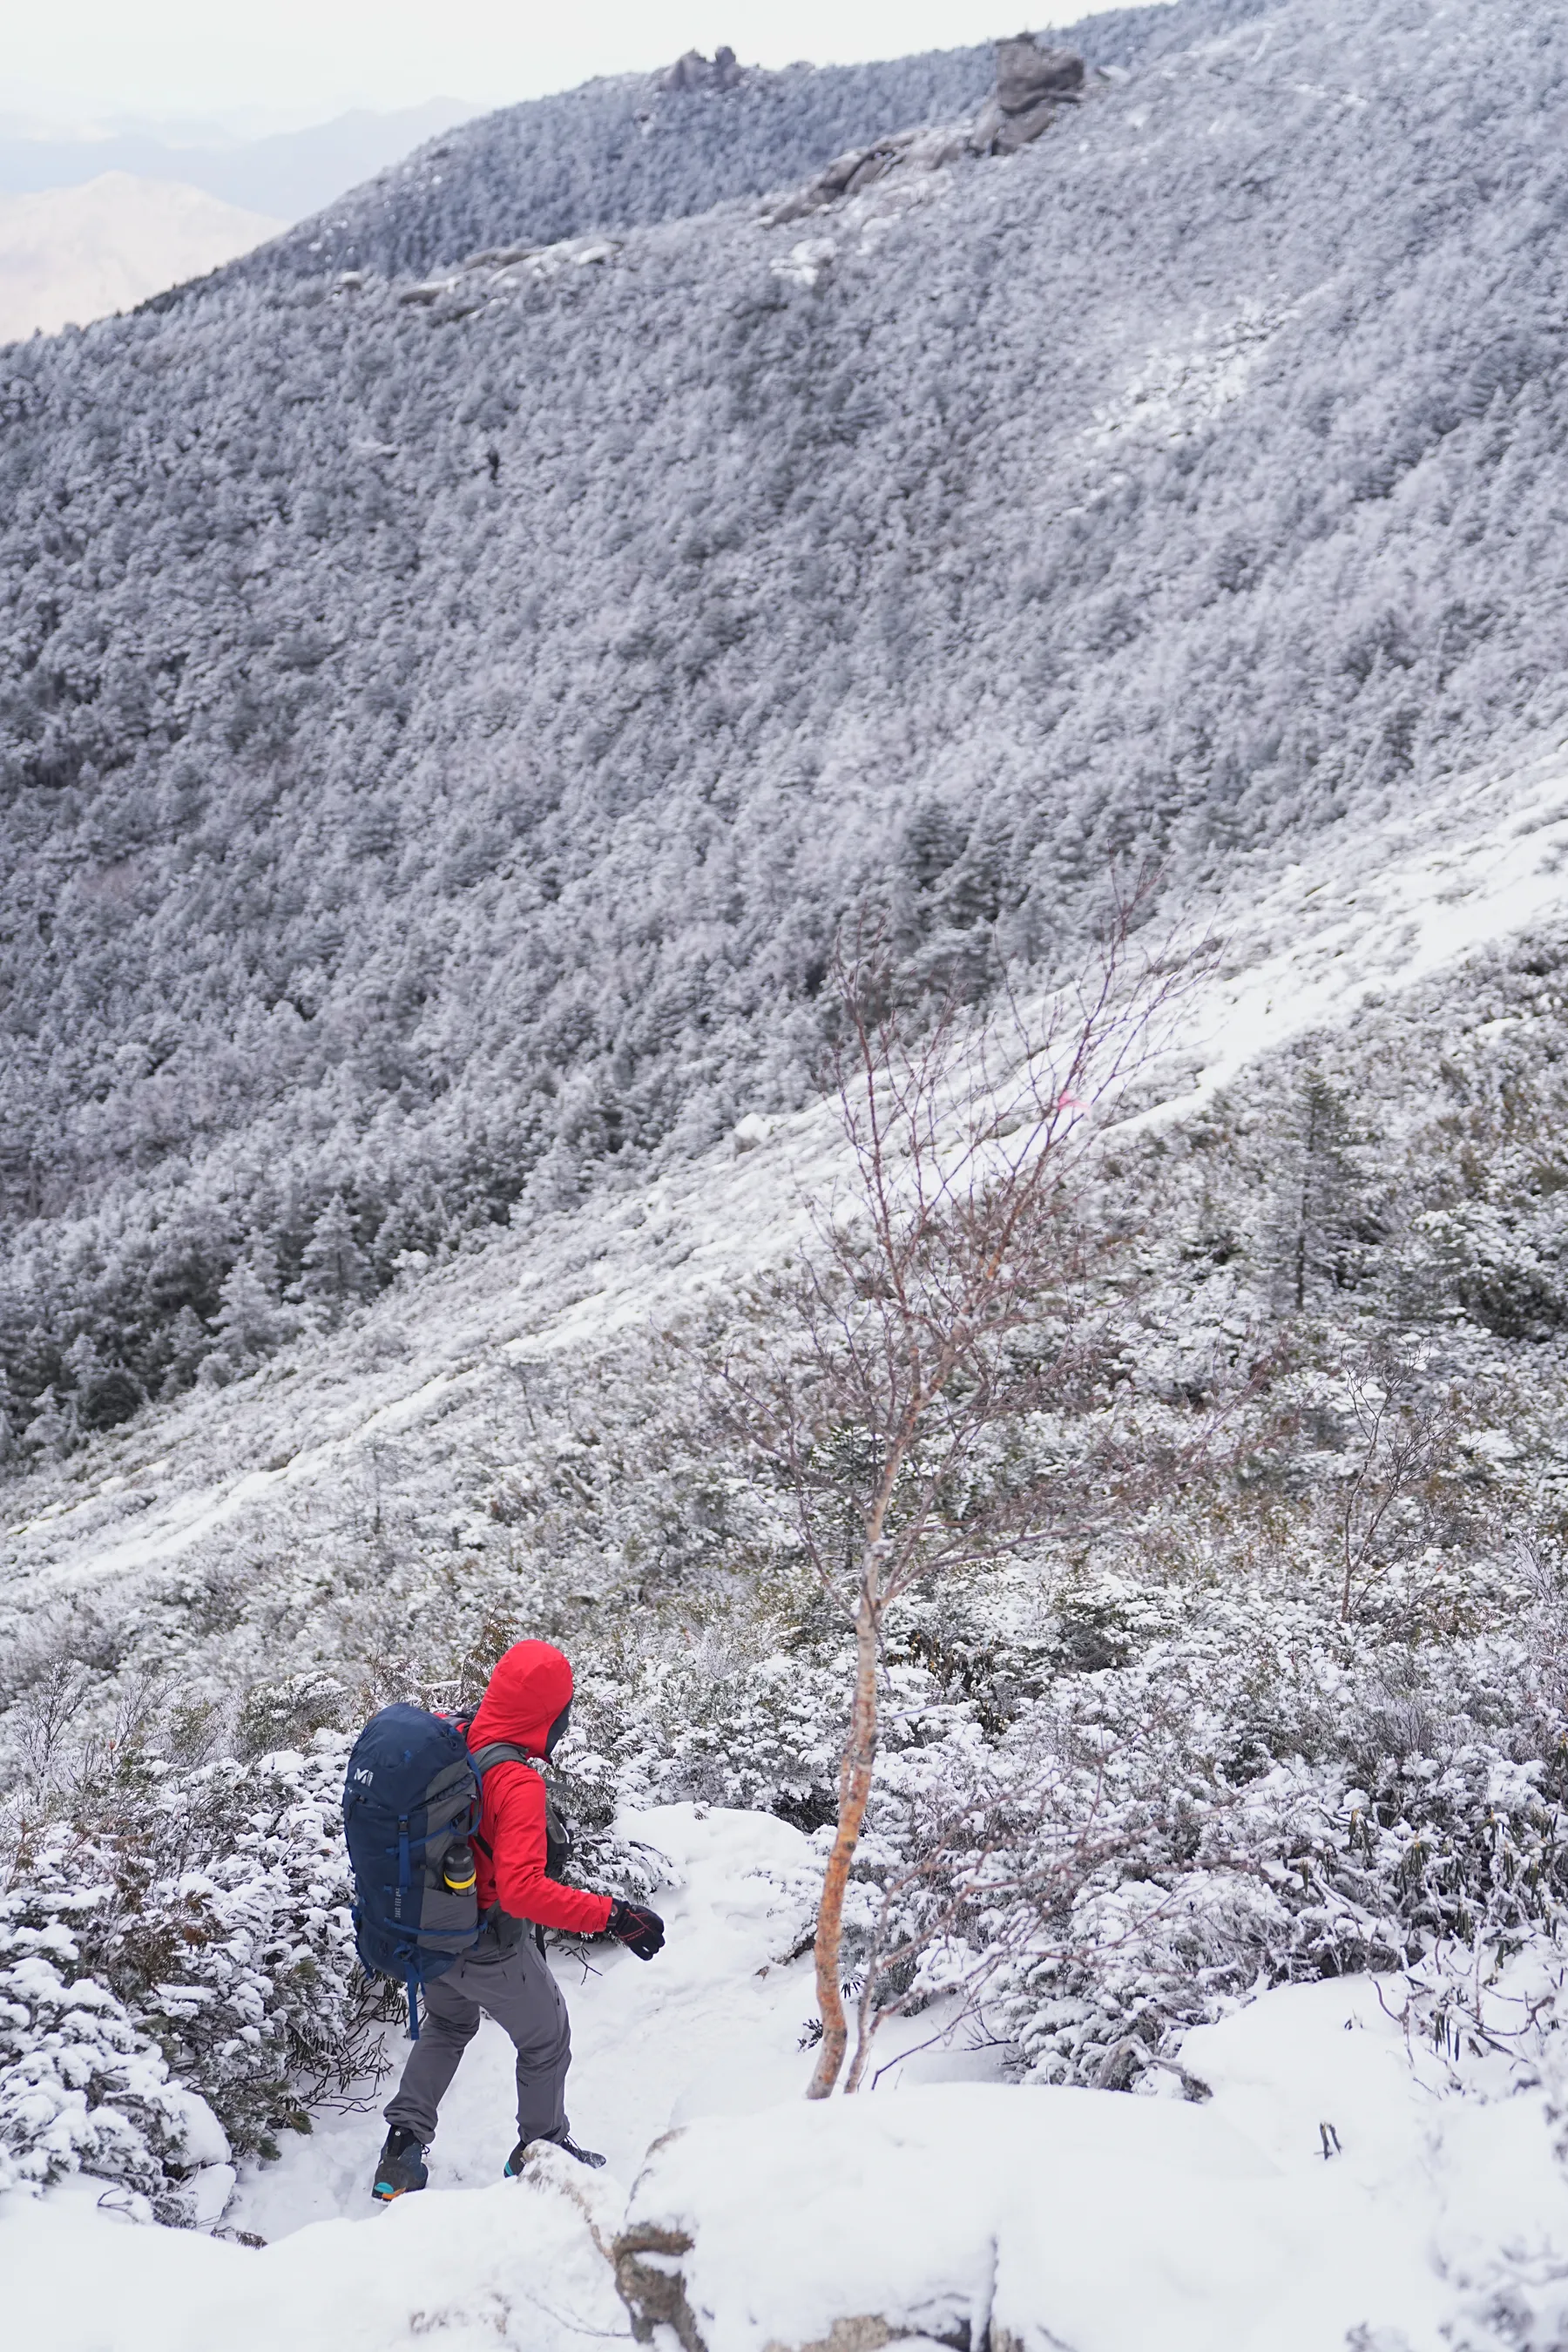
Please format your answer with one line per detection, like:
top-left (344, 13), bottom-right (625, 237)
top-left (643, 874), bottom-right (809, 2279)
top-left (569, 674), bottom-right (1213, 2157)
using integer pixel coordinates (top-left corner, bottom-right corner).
top-left (618, 1987), bottom-right (1568, 2352)
top-left (6, 1801), bottom-right (1567, 2350)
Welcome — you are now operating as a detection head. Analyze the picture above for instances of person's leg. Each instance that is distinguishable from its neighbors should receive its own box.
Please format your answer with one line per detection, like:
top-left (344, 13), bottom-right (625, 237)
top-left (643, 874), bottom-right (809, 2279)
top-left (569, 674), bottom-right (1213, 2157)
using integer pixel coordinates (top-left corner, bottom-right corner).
top-left (467, 1936), bottom-right (573, 2145)
top-left (383, 1966), bottom-right (483, 2142)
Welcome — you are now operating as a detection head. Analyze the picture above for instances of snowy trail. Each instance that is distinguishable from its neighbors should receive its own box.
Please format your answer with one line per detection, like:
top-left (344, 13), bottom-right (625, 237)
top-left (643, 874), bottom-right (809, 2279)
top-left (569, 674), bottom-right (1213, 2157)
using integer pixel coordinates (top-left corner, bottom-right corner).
top-left (8, 1805), bottom-right (1568, 2349)
top-left (0, 1808), bottom-right (1006, 2352)
top-left (226, 1803), bottom-right (999, 2242)
top-left (226, 1806), bottom-right (829, 2239)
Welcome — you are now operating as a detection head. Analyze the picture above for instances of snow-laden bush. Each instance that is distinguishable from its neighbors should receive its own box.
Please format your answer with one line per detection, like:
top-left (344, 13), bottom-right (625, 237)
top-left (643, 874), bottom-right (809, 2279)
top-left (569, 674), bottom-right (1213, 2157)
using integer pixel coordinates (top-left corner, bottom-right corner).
top-left (633, 1648), bottom-right (848, 1830)
top-left (0, 1930), bottom-right (228, 2219)
top-left (871, 1625), bottom-right (1568, 2090)
top-left (556, 1552), bottom-right (1568, 2102)
top-left (0, 1733), bottom-right (388, 2212)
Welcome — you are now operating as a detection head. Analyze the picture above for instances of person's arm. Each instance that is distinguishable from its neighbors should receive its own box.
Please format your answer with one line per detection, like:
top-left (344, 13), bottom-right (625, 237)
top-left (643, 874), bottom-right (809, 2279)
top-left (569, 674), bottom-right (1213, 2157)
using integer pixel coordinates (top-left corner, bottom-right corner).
top-left (488, 1765), bottom-right (614, 1936)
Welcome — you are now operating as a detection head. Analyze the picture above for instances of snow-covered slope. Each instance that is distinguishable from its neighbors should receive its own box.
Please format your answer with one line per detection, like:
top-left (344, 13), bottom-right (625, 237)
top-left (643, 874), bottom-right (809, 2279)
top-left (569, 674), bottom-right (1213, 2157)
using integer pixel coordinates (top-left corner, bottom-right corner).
top-left (0, 172), bottom-right (284, 340)
top-left (8, 726), bottom-right (1568, 1616)
top-left (3, 0), bottom-right (1566, 1463)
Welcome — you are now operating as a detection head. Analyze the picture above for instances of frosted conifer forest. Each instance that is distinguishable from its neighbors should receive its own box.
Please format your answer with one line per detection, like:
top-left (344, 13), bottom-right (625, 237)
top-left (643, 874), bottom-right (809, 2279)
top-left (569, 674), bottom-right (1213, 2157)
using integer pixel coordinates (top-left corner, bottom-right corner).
top-left (5, 0), bottom-right (1568, 2344)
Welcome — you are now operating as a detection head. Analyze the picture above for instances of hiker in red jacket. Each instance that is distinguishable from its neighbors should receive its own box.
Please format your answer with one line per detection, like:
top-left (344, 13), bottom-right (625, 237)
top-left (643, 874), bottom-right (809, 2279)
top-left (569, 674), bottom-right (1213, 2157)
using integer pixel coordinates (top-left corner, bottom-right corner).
top-left (373, 1639), bottom-right (664, 2199)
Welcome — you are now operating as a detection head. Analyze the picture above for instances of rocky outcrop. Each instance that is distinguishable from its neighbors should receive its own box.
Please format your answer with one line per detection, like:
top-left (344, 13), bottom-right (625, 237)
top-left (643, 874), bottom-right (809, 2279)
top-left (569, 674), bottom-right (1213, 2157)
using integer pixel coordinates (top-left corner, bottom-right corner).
top-left (972, 36), bottom-right (1085, 153)
top-left (392, 232), bottom-right (621, 314)
top-left (614, 2221), bottom-right (701, 2350)
top-left (660, 46), bottom-right (744, 93)
top-left (763, 122), bottom-right (973, 222)
top-left (998, 34), bottom-right (1085, 113)
top-left (761, 36), bottom-right (1084, 224)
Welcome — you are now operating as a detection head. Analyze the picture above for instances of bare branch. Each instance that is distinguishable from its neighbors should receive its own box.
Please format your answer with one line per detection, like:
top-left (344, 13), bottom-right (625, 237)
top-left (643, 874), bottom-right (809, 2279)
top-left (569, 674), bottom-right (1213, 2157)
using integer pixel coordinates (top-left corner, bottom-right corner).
top-left (709, 892), bottom-right (1213, 2095)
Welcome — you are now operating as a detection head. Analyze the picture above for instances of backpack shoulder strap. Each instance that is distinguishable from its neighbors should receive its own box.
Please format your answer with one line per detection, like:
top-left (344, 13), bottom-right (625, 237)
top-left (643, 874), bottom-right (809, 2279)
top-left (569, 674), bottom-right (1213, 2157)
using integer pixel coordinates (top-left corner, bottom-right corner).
top-left (470, 1740), bottom-right (531, 1778)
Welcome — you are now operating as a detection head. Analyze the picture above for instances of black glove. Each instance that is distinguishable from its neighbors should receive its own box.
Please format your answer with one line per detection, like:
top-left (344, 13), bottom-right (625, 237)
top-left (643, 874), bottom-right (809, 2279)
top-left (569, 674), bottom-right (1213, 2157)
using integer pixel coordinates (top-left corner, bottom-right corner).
top-left (606, 1899), bottom-right (666, 1960)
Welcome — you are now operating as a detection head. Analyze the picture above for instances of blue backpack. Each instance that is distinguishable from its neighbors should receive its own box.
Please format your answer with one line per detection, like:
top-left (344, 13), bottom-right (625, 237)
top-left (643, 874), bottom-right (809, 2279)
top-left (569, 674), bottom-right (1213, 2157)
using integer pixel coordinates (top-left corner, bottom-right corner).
top-left (341, 1704), bottom-right (527, 2038)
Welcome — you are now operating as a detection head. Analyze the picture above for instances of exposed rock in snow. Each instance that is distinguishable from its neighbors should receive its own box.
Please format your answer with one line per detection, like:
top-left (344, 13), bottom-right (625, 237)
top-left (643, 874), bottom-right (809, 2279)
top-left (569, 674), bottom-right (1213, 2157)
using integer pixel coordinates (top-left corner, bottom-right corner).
top-left (771, 234), bottom-right (838, 287)
top-left (614, 2081), bottom-right (1277, 2352)
top-left (995, 35), bottom-right (1088, 117)
top-left (760, 120), bottom-right (970, 223)
top-left (760, 36), bottom-right (1082, 226)
top-left (660, 48), bottom-right (746, 95)
top-left (979, 34), bottom-right (1088, 153)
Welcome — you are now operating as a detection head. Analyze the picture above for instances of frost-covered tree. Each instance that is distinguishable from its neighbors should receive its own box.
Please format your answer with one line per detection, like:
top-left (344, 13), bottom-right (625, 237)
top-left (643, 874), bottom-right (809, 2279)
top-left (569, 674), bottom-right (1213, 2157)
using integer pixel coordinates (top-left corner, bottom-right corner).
top-left (1277, 1069), bottom-right (1383, 1313)
top-left (297, 1193), bottom-right (370, 1305)
top-left (208, 1247), bottom-right (286, 1375)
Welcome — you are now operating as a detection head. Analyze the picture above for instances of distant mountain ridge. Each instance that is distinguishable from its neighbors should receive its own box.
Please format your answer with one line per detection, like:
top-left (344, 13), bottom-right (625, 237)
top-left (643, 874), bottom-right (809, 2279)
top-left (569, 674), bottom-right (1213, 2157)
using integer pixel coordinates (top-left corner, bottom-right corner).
top-left (0, 100), bottom-right (481, 225)
top-left (0, 0), bottom-right (1564, 1448)
top-left (0, 174), bottom-right (284, 341)
top-left (218, 10), bottom-right (1180, 287)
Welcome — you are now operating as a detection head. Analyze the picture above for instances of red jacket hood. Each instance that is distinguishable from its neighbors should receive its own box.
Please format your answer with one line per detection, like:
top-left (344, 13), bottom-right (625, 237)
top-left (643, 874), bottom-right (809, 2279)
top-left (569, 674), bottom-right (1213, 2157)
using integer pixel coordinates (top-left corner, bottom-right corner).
top-left (467, 1639), bottom-right (574, 1757)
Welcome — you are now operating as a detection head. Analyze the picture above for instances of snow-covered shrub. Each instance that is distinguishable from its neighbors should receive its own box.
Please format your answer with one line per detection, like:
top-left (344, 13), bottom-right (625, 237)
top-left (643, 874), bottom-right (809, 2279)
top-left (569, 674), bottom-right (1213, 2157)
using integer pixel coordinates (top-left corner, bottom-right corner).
top-left (755, 1558), bottom-right (1568, 2094)
top-left (638, 1649), bottom-right (848, 1828)
top-left (547, 1734), bottom-right (668, 1909)
top-left (0, 1734), bottom-right (391, 2210)
top-left (0, 1932), bottom-right (227, 2219)
top-left (1441, 2270), bottom-right (1568, 2352)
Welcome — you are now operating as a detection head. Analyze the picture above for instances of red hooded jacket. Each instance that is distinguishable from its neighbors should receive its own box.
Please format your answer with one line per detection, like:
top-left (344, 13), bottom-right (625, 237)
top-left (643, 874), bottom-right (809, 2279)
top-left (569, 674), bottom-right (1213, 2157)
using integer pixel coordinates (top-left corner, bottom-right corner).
top-left (464, 1639), bottom-right (613, 1938)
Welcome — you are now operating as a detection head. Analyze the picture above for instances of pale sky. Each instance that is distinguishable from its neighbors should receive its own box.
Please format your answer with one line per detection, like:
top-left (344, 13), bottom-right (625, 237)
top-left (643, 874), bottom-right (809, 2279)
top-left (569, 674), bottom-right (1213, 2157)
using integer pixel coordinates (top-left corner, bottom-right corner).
top-left (3, 2), bottom-right (1107, 125)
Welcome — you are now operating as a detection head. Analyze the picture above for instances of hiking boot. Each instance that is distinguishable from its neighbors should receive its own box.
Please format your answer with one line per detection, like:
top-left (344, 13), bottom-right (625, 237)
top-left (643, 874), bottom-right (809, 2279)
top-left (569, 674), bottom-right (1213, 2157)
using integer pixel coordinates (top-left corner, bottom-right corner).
top-left (505, 2129), bottom-right (606, 2174)
top-left (372, 2125), bottom-right (429, 2202)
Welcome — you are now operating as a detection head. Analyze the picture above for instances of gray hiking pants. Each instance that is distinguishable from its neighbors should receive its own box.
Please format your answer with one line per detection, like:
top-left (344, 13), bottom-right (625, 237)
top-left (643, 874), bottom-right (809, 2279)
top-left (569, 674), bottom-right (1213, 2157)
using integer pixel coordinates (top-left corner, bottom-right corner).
top-left (384, 1932), bottom-right (572, 2147)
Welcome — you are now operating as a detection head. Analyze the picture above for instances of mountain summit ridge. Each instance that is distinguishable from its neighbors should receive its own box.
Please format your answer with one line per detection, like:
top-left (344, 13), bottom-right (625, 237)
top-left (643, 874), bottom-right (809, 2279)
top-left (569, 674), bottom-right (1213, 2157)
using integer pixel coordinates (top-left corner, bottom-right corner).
top-left (215, 7), bottom-right (1185, 289)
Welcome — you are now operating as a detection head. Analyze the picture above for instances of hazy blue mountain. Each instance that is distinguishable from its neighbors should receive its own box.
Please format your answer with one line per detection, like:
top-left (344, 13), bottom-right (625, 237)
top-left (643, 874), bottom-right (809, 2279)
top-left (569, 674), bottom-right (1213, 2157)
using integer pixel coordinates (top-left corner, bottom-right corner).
top-left (0, 99), bottom-right (481, 224)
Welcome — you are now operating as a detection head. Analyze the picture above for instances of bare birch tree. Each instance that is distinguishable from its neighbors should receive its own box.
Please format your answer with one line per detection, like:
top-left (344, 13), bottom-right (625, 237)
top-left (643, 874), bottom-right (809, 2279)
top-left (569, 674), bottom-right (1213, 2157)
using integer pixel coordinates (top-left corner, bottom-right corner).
top-left (1334, 1350), bottom-right (1457, 1624)
top-left (731, 904), bottom-right (1194, 2098)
